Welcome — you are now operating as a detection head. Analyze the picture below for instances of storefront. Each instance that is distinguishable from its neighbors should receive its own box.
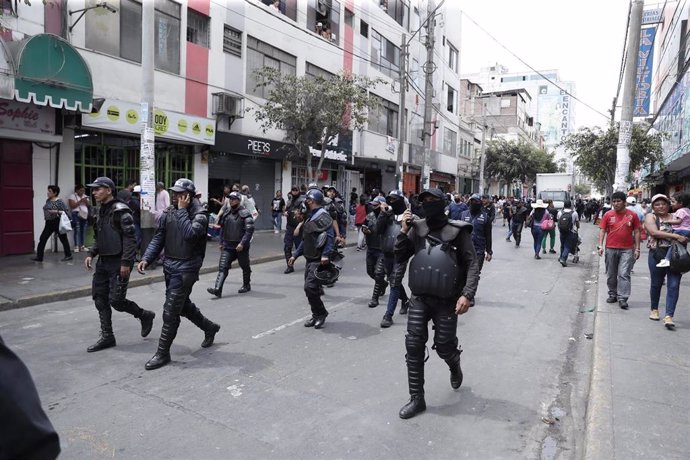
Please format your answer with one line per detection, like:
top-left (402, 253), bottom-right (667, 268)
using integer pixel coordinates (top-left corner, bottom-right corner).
top-left (430, 171), bottom-right (455, 193)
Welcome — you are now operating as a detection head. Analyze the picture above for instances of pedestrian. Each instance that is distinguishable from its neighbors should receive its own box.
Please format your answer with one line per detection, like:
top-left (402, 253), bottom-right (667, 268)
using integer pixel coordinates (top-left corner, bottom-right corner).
top-left (68, 184), bottom-right (90, 252)
top-left (643, 193), bottom-right (688, 329)
top-left (481, 194), bottom-right (496, 224)
top-left (597, 191), bottom-right (641, 310)
top-left (355, 195), bottom-right (368, 250)
top-left (287, 189), bottom-right (335, 329)
top-left (137, 178), bottom-right (221, 370)
top-left (363, 196), bottom-right (386, 308)
top-left (350, 187), bottom-right (358, 209)
top-left (509, 200), bottom-right (529, 247)
top-left (207, 191), bottom-right (254, 297)
top-left (241, 184), bottom-right (259, 220)
top-left (282, 186), bottom-right (305, 274)
top-left (502, 196), bottom-right (513, 228)
top-left (271, 190), bottom-right (285, 234)
top-left (556, 199), bottom-right (580, 267)
top-left (154, 181), bottom-right (170, 223)
top-left (448, 193), bottom-right (467, 220)
top-left (395, 188), bottom-right (479, 419)
top-left (459, 193), bottom-right (493, 279)
top-left (84, 177), bottom-right (156, 352)
top-left (32, 185), bottom-right (72, 262)
top-left (655, 192), bottom-right (690, 268)
top-left (541, 200), bottom-right (558, 255)
top-left (377, 190), bottom-right (411, 327)
top-left (526, 199), bottom-right (550, 259)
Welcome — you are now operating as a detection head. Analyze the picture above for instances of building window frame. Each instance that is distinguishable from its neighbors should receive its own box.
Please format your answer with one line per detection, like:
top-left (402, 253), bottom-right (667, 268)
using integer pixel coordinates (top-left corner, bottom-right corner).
top-left (246, 36), bottom-right (297, 98)
top-left (446, 84), bottom-right (456, 113)
top-left (187, 8), bottom-right (210, 48)
top-left (223, 25), bottom-right (242, 57)
top-left (448, 42), bottom-right (458, 72)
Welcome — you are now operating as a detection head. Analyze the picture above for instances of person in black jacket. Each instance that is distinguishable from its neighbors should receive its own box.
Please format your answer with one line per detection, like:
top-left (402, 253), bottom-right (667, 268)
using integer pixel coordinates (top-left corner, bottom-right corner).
top-left (363, 196), bottom-right (386, 308)
top-left (394, 188), bottom-right (480, 420)
top-left (207, 191), bottom-right (255, 297)
top-left (137, 179), bottom-right (220, 370)
top-left (283, 186), bottom-right (305, 274)
top-left (85, 177), bottom-right (155, 353)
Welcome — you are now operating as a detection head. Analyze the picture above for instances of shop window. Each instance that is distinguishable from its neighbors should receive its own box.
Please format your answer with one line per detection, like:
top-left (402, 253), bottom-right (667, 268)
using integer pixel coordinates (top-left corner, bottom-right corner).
top-left (368, 96), bottom-right (398, 137)
top-left (308, 0), bottom-right (340, 44)
top-left (187, 9), bottom-right (210, 48)
top-left (223, 25), bottom-right (242, 57)
top-left (370, 29), bottom-right (400, 78)
top-left (246, 36), bottom-right (297, 98)
top-left (85, 0), bottom-right (180, 74)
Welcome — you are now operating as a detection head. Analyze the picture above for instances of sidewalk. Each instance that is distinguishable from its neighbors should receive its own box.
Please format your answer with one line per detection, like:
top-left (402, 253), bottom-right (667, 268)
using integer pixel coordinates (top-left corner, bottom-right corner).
top-left (0, 230), bottom-right (298, 311)
top-left (585, 247), bottom-right (690, 459)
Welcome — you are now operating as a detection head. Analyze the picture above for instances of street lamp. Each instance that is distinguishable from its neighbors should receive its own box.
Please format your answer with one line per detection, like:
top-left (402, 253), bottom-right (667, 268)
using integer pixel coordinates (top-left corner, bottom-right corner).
top-left (69, 2), bottom-right (118, 33)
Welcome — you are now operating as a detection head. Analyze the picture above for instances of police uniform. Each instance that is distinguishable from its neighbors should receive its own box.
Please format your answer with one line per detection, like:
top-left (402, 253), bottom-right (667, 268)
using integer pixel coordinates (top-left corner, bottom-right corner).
top-left (86, 177), bottom-right (155, 353)
top-left (283, 191), bottom-right (305, 273)
top-left (141, 179), bottom-right (220, 370)
top-left (364, 198), bottom-right (386, 307)
top-left (394, 188), bottom-right (480, 419)
top-left (459, 205), bottom-right (493, 273)
top-left (379, 190), bottom-right (411, 327)
top-left (208, 192), bottom-right (255, 297)
top-left (292, 190), bottom-right (335, 329)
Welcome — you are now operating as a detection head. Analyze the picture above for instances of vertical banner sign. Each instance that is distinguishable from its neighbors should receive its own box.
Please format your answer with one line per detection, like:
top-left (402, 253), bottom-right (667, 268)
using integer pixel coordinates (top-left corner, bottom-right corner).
top-left (634, 27), bottom-right (657, 116)
top-left (140, 124), bottom-right (155, 212)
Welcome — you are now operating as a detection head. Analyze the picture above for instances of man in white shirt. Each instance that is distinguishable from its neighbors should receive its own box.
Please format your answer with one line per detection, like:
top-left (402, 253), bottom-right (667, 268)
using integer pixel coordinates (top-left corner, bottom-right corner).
top-left (556, 200), bottom-right (580, 267)
top-left (154, 182), bottom-right (170, 222)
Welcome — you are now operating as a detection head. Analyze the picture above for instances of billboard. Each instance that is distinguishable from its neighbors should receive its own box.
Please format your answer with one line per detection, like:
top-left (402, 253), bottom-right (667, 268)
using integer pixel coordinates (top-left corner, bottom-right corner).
top-left (634, 27), bottom-right (656, 117)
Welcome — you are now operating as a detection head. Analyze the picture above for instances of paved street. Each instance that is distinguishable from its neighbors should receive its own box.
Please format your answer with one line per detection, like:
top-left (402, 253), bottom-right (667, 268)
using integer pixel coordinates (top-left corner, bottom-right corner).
top-left (1, 223), bottom-right (688, 459)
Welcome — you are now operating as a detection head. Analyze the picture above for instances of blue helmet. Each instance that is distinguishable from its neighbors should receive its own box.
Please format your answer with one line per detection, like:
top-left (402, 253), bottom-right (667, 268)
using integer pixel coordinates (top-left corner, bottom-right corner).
top-left (306, 189), bottom-right (324, 204)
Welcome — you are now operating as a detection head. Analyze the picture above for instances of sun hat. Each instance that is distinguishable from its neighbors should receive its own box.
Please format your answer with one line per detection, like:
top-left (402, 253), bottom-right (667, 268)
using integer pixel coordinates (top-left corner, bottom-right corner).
top-left (531, 199), bottom-right (548, 209)
top-left (650, 193), bottom-right (670, 204)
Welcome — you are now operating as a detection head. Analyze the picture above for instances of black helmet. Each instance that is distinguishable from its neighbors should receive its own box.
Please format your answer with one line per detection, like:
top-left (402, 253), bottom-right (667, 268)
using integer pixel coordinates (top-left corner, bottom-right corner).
top-left (314, 262), bottom-right (341, 285)
top-left (170, 178), bottom-right (196, 194)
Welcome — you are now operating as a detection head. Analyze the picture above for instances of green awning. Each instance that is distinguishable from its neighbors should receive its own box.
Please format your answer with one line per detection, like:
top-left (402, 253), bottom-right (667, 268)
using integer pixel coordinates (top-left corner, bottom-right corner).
top-left (10, 34), bottom-right (93, 113)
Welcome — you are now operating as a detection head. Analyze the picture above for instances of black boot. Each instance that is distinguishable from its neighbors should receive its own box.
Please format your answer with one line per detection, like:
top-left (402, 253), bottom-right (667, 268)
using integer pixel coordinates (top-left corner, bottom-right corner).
top-left (238, 270), bottom-right (251, 293)
top-left (207, 269), bottom-right (228, 298)
top-left (139, 310), bottom-right (156, 337)
top-left (238, 284), bottom-right (251, 293)
top-left (201, 321), bottom-right (221, 348)
top-left (399, 395), bottom-right (426, 419)
top-left (399, 300), bottom-right (410, 315)
top-left (145, 320), bottom-right (178, 370)
top-left (284, 265), bottom-right (294, 274)
top-left (87, 309), bottom-right (116, 352)
top-left (447, 353), bottom-right (463, 389)
top-left (368, 281), bottom-right (384, 308)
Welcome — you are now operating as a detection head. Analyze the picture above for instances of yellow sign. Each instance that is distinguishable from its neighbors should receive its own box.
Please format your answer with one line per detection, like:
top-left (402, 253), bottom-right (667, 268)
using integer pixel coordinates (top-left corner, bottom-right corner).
top-left (153, 109), bottom-right (169, 135)
top-left (192, 122), bottom-right (201, 135)
top-left (205, 124), bottom-right (214, 136)
top-left (177, 119), bottom-right (188, 133)
top-left (106, 106), bottom-right (120, 121)
top-left (126, 109), bottom-right (138, 124)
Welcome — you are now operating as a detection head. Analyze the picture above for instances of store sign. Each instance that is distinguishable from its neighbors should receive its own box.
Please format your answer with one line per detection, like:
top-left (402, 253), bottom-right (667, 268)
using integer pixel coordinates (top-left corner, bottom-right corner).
top-left (0, 100), bottom-right (55, 134)
top-left (82, 99), bottom-right (216, 145)
top-left (214, 132), bottom-right (294, 158)
top-left (634, 27), bottom-right (656, 117)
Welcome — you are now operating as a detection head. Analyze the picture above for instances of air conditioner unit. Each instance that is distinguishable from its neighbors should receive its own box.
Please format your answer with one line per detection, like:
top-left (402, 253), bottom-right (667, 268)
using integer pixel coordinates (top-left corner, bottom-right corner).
top-left (316, 0), bottom-right (330, 15)
top-left (213, 93), bottom-right (244, 117)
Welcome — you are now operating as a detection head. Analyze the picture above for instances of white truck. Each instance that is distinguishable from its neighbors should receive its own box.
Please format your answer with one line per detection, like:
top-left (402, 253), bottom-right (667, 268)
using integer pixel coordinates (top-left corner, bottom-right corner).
top-left (536, 173), bottom-right (573, 210)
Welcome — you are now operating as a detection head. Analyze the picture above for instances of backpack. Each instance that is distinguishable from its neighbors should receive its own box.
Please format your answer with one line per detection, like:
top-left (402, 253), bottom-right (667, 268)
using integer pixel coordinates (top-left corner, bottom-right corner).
top-left (558, 211), bottom-right (573, 232)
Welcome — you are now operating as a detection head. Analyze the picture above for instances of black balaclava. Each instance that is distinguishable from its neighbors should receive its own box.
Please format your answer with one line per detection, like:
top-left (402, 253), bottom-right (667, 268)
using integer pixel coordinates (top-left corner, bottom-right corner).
top-left (389, 198), bottom-right (406, 215)
top-left (422, 200), bottom-right (447, 229)
top-left (454, 197), bottom-right (461, 203)
top-left (469, 200), bottom-right (482, 214)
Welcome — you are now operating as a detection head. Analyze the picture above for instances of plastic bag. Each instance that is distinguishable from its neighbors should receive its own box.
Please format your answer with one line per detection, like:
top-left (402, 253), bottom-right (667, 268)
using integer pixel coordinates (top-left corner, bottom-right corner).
top-left (670, 241), bottom-right (690, 273)
top-left (59, 211), bottom-right (72, 234)
top-left (540, 215), bottom-right (554, 231)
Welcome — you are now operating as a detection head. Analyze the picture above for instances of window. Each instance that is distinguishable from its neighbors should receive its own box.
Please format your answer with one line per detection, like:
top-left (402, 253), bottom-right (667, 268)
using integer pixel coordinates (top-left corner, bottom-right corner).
top-left (448, 43), bottom-right (458, 72)
top-left (501, 98), bottom-right (511, 108)
top-left (223, 25), bottom-right (242, 57)
top-left (382, 0), bottom-right (408, 27)
top-left (310, 0), bottom-right (340, 44)
top-left (360, 19), bottom-right (368, 38)
top-left (262, 0), bottom-right (297, 21)
top-left (306, 62), bottom-right (335, 80)
top-left (246, 36), bottom-right (297, 98)
top-left (370, 30), bottom-right (400, 78)
top-left (368, 96), bottom-right (398, 137)
top-left (187, 9), bottom-right (210, 48)
top-left (443, 128), bottom-right (457, 156)
top-left (446, 84), bottom-right (456, 113)
top-left (85, 0), bottom-right (180, 74)
top-left (344, 8), bottom-right (354, 26)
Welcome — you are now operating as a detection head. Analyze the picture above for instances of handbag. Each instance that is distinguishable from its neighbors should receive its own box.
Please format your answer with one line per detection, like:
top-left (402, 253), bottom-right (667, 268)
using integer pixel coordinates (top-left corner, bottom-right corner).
top-left (540, 215), bottom-right (554, 231)
top-left (669, 241), bottom-right (690, 273)
top-left (59, 211), bottom-right (73, 234)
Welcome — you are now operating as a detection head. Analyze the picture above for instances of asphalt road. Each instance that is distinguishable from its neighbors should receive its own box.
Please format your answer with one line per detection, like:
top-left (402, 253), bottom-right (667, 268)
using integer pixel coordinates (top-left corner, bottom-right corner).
top-left (0, 223), bottom-right (600, 459)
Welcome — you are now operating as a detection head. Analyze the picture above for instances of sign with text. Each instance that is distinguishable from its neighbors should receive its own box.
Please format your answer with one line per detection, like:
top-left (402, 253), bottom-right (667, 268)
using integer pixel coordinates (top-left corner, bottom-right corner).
top-left (0, 100), bottom-right (55, 134)
top-left (634, 27), bottom-right (656, 117)
top-left (83, 99), bottom-right (216, 145)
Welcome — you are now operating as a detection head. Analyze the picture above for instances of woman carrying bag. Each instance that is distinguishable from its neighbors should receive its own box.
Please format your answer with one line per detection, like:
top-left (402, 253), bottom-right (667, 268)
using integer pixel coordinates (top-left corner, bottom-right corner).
top-left (32, 185), bottom-right (73, 262)
top-left (527, 199), bottom-right (551, 260)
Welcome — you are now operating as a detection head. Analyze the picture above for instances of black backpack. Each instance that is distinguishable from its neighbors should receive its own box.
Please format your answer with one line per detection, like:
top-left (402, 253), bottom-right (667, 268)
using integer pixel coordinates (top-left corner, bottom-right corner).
top-left (558, 211), bottom-right (573, 232)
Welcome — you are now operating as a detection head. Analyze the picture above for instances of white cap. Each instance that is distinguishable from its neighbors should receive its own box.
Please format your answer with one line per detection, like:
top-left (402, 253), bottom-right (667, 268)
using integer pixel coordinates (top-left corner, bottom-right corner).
top-left (133, 185), bottom-right (142, 193)
top-left (626, 196), bottom-right (636, 204)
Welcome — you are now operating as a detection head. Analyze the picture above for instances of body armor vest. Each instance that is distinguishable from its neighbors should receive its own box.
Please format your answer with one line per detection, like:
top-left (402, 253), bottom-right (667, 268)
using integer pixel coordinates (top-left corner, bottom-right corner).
top-left (222, 208), bottom-right (247, 242)
top-left (164, 202), bottom-right (207, 260)
top-left (302, 208), bottom-right (333, 260)
top-left (96, 201), bottom-right (131, 256)
top-left (286, 194), bottom-right (305, 228)
top-left (381, 216), bottom-right (401, 253)
top-left (364, 212), bottom-right (382, 250)
top-left (460, 209), bottom-right (488, 254)
top-left (407, 219), bottom-right (465, 297)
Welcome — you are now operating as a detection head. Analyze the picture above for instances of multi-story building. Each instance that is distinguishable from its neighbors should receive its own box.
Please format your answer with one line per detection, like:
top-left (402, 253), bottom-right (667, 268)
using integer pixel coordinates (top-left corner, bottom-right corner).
top-left (0, 0), bottom-right (471, 255)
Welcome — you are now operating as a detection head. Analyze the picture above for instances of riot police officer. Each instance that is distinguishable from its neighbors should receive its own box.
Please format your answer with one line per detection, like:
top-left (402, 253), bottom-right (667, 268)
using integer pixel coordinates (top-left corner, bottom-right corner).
top-left (283, 186), bottom-right (305, 274)
top-left (395, 188), bottom-right (480, 419)
top-left (363, 196), bottom-right (386, 308)
top-left (377, 190), bottom-right (411, 328)
top-left (287, 189), bottom-right (335, 329)
top-left (84, 177), bottom-right (155, 352)
top-left (207, 191), bottom-right (254, 297)
top-left (460, 193), bottom-right (493, 275)
top-left (137, 178), bottom-right (220, 370)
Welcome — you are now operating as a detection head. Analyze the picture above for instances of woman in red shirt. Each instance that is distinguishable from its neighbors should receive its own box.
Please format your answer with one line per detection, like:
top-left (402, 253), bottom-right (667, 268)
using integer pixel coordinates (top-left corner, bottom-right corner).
top-left (355, 196), bottom-right (368, 250)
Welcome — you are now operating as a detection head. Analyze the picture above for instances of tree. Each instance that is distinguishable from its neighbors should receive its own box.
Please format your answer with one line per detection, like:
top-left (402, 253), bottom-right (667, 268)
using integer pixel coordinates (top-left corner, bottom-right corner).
top-left (252, 67), bottom-right (383, 181)
top-left (484, 139), bottom-right (557, 190)
top-left (560, 124), bottom-right (664, 196)
top-left (573, 183), bottom-right (591, 196)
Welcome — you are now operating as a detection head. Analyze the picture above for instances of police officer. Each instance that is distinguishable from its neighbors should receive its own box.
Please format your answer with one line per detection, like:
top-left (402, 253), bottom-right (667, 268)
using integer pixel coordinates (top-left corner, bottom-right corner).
top-left (287, 189), bottom-right (335, 329)
top-left (377, 190), bottom-right (411, 328)
top-left (283, 186), bottom-right (305, 274)
top-left (137, 178), bottom-right (220, 370)
top-left (460, 193), bottom-right (493, 275)
top-left (84, 177), bottom-right (155, 352)
top-left (207, 191), bottom-right (254, 297)
top-left (363, 196), bottom-right (386, 308)
top-left (395, 188), bottom-right (480, 419)
top-left (325, 186), bottom-right (347, 245)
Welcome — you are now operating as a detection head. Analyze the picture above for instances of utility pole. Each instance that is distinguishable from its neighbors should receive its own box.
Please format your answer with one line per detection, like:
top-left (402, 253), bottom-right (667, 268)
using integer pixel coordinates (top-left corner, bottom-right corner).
top-left (420, 0), bottom-right (436, 191)
top-left (139, 1), bottom-right (156, 248)
top-left (396, 34), bottom-right (408, 192)
top-left (614, 0), bottom-right (644, 192)
top-left (478, 123), bottom-right (487, 194)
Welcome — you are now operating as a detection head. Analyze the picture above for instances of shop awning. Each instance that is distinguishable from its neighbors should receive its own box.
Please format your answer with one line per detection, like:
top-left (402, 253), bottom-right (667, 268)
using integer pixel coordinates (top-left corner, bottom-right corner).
top-left (10, 34), bottom-right (93, 112)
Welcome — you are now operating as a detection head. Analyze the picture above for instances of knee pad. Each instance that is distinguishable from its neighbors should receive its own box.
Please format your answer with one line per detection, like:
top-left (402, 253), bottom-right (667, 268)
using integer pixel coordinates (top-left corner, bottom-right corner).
top-left (405, 333), bottom-right (426, 358)
top-left (94, 297), bottom-right (110, 312)
top-left (162, 309), bottom-right (180, 325)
